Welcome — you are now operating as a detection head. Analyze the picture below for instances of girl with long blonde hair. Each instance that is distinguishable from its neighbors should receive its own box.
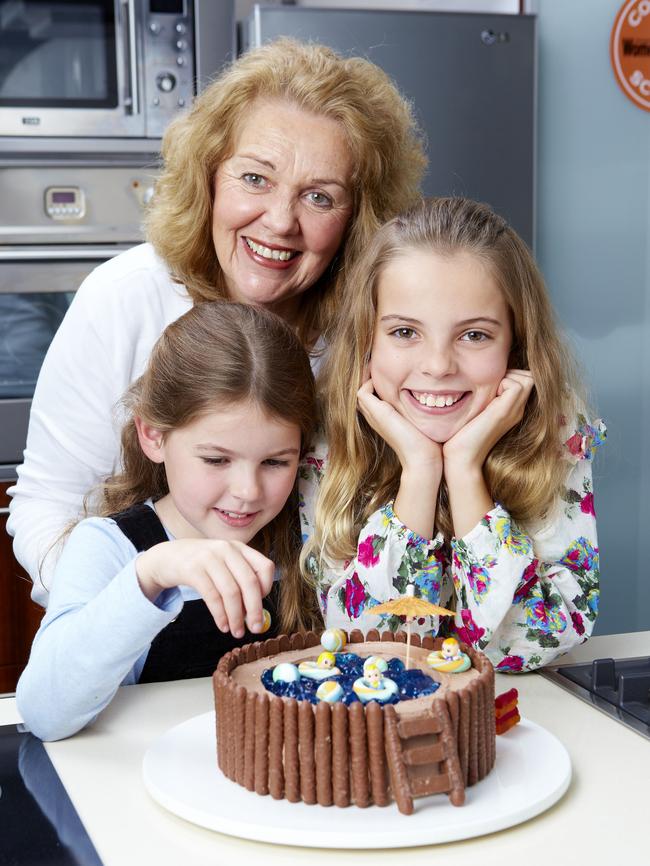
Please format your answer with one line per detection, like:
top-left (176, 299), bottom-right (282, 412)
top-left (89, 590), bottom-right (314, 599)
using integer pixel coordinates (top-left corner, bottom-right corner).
top-left (18, 302), bottom-right (320, 741)
top-left (300, 197), bottom-right (605, 672)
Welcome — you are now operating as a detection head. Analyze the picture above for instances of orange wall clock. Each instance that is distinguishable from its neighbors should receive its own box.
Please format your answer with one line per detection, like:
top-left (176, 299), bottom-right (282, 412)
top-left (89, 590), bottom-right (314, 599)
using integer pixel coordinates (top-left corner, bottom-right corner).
top-left (611, 0), bottom-right (650, 111)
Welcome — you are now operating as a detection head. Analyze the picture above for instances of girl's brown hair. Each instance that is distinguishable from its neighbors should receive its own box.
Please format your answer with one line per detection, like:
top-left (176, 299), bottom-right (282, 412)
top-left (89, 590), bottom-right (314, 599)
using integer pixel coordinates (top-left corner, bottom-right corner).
top-left (146, 37), bottom-right (426, 346)
top-left (305, 197), bottom-right (585, 569)
top-left (100, 301), bottom-right (321, 632)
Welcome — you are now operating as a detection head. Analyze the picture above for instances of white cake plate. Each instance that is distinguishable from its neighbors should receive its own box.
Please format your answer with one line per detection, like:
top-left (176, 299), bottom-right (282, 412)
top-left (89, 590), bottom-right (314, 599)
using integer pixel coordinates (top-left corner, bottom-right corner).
top-left (142, 711), bottom-right (570, 848)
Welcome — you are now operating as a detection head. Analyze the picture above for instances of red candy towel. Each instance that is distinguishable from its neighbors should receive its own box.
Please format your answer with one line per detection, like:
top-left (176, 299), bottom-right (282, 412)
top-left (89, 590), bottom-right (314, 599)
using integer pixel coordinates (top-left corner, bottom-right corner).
top-left (495, 688), bottom-right (520, 735)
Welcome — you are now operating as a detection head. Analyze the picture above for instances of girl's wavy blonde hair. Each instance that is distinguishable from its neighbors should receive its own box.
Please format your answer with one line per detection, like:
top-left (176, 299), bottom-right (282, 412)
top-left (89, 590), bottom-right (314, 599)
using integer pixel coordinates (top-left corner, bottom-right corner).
top-left (99, 301), bottom-right (321, 633)
top-left (305, 197), bottom-right (585, 567)
top-left (146, 37), bottom-right (426, 346)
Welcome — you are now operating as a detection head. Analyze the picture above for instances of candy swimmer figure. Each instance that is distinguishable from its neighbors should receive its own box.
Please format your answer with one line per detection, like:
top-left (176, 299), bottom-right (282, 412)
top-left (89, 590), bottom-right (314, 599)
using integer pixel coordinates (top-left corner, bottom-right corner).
top-left (441, 638), bottom-right (462, 662)
top-left (317, 651), bottom-right (336, 670)
top-left (353, 659), bottom-right (398, 702)
top-left (427, 638), bottom-right (472, 673)
top-left (364, 663), bottom-right (384, 689)
top-left (298, 651), bottom-right (341, 680)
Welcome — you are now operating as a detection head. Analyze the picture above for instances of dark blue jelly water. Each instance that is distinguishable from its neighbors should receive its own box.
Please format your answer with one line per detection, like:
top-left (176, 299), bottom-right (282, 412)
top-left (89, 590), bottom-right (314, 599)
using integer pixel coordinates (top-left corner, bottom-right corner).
top-left (261, 652), bottom-right (439, 705)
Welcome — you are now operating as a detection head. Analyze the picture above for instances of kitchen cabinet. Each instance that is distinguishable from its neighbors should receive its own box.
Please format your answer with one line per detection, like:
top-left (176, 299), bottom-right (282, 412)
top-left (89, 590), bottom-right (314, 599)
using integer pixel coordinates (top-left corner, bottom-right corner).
top-left (0, 479), bottom-right (42, 692)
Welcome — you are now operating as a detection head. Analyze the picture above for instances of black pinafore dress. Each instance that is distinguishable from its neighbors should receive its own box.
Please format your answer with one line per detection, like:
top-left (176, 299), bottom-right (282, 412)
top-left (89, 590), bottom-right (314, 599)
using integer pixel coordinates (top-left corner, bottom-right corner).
top-left (110, 503), bottom-right (279, 683)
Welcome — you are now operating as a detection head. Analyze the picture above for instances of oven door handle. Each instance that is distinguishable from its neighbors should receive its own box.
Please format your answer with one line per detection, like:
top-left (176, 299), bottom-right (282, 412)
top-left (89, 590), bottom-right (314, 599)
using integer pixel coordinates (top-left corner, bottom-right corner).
top-left (121, 0), bottom-right (140, 117)
top-left (0, 246), bottom-right (133, 262)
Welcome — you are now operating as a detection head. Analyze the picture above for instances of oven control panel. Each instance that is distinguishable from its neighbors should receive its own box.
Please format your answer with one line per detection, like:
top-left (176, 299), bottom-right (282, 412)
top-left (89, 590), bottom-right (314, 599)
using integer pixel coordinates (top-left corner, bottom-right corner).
top-left (44, 187), bottom-right (86, 221)
top-left (144, 0), bottom-right (195, 138)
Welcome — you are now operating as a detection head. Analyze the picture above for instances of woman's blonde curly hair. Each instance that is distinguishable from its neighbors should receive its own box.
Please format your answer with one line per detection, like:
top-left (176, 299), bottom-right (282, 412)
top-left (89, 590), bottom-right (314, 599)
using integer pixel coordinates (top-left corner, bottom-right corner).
top-left (146, 37), bottom-right (426, 345)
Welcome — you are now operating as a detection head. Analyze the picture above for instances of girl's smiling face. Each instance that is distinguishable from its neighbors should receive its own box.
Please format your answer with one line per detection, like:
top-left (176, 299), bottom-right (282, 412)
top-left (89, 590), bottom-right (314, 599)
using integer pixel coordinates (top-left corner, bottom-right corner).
top-left (369, 249), bottom-right (513, 444)
top-left (143, 401), bottom-right (301, 543)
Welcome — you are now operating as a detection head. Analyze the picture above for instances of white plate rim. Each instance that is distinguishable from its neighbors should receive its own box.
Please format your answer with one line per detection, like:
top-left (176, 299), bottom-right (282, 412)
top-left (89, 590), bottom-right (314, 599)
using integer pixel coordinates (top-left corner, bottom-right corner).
top-left (142, 710), bottom-right (571, 849)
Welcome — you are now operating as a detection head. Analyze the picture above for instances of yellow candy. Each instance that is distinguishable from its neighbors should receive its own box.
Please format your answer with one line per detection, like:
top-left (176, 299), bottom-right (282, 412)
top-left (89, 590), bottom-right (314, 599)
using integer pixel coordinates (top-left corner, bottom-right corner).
top-left (320, 628), bottom-right (346, 652)
top-left (246, 608), bottom-right (271, 634)
top-left (316, 680), bottom-right (344, 703)
top-left (260, 608), bottom-right (272, 634)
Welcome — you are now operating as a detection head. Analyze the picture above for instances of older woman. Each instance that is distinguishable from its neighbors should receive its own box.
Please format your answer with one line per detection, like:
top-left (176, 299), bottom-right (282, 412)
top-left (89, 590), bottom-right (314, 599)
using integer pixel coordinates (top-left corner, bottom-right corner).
top-left (8, 38), bottom-right (426, 604)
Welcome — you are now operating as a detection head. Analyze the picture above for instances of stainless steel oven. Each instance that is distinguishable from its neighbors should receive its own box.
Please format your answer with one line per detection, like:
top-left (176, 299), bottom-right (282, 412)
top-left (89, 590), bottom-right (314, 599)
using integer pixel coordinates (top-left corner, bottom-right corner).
top-left (0, 0), bottom-right (234, 139)
top-left (0, 1), bottom-right (235, 477)
top-left (0, 157), bottom-right (157, 472)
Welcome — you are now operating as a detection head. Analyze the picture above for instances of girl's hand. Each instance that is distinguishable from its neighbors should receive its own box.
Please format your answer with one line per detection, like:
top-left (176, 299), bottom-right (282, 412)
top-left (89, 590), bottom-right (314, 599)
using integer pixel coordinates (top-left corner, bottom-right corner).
top-left (357, 378), bottom-right (443, 540)
top-left (135, 539), bottom-right (275, 639)
top-left (443, 370), bottom-right (535, 475)
top-left (357, 378), bottom-right (443, 474)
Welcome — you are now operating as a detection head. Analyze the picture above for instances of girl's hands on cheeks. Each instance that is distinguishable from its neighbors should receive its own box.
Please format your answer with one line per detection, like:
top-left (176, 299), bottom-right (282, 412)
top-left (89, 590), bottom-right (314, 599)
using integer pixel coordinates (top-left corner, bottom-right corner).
top-left (357, 377), bottom-right (443, 539)
top-left (443, 370), bottom-right (535, 475)
top-left (356, 378), bottom-right (442, 476)
top-left (135, 539), bottom-right (275, 639)
top-left (443, 370), bottom-right (534, 538)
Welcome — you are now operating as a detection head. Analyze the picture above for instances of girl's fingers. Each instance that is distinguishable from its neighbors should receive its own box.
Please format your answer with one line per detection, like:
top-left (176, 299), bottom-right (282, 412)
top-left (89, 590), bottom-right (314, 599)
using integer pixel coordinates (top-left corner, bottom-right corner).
top-left (210, 561), bottom-right (249, 638)
top-left (197, 576), bottom-right (230, 634)
top-left (498, 372), bottom-right (535, 418)
top-left (499, 369), bottom-right (534, 393)
top-left (356, 378), bottom-right (375, 407)
top-left (238, 545), bottom-right (276, 597)
top-left (222, 551), bottom-right (267, 636)
top-left (218, 545), bottom-right (275, 636)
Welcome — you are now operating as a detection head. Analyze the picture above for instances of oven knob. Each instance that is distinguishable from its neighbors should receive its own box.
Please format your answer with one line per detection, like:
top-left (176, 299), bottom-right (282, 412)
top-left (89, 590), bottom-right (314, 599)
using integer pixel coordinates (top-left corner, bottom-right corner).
top-left (142, 186), bottom-right (155, 206)
top-left (149, 21), bottom-right (161, 35)
top-left (175, 22), bottom-right (186, 34)
top-left (156, 72), bottom-right (176, 93)
top-left (176, 39), bottom-right (187, 51)
top-left (176, 56), bottom-right (186, 67)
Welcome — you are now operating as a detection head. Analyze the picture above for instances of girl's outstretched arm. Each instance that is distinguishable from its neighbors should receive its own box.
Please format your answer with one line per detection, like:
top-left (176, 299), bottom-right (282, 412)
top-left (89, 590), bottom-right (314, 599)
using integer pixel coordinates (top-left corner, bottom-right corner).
top-left (16, 517), bottom-right (184, 741)
top-left (449, 419), bottom-right (605, 672)
top-left (17, 521), bottom-right (275, 741)
top-left (136, 538), bottom-right (274, 639)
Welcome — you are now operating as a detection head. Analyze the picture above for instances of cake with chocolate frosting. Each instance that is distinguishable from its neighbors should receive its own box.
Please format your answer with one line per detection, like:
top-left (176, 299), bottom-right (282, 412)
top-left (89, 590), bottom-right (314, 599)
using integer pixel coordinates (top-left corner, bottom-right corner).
top-left (212, 628), bottom-right (495, 815)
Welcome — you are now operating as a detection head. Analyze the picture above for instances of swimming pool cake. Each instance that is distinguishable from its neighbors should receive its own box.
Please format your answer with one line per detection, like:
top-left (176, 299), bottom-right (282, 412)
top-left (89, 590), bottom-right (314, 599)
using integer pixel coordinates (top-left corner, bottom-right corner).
top-left (212, 628), bottom-right (495, 815)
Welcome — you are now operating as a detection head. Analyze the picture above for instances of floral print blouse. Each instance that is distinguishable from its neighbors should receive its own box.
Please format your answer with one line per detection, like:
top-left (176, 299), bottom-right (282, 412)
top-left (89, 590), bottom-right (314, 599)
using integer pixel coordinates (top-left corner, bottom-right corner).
top-left (299, 416), bottom-right (606, 673)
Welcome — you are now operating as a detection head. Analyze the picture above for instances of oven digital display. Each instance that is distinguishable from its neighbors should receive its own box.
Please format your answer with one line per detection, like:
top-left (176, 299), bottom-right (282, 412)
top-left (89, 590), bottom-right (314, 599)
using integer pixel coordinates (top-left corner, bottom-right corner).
top-left (150, 0), bottom-right (184, 13)
top-left (51, 191), bottom-right (76, 203)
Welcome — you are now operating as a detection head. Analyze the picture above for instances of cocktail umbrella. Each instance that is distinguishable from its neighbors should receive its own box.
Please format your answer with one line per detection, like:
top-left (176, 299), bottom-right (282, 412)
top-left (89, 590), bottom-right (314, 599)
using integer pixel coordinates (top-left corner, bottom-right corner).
top-left (370, 585), bottom-right (455, 669)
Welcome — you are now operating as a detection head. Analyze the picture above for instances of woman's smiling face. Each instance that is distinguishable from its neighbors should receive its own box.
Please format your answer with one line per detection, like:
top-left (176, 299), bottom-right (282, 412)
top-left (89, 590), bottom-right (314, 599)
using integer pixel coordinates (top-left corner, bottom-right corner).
top-left (212, 99), bottom-right (354, 323)
top-left (369, 249), bottom-right (513, 444)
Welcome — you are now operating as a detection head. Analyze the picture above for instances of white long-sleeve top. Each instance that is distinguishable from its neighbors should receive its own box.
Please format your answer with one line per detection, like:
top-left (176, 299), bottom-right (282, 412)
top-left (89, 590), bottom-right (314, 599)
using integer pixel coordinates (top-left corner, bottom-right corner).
top-left (299, 417), bottom-right (606, 672)
top-left (7, 244), bottom-right (192, 605)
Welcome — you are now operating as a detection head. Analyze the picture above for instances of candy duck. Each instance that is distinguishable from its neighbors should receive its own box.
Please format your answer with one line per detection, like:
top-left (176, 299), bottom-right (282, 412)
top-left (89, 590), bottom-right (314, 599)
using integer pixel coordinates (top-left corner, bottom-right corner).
top-left (426, 637), bottom-right (472, 673)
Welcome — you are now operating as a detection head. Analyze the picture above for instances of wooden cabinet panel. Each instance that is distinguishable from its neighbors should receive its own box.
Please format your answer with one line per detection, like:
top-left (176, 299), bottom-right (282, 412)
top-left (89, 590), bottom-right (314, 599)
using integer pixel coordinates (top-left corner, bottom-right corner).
top-left (0, 480), bottom-right (43, 692)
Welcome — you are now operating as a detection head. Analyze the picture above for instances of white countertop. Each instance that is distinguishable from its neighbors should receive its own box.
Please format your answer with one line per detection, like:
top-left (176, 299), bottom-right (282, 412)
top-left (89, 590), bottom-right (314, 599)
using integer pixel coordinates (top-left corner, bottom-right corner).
top-left (2, 631), bottom-right (648, 865)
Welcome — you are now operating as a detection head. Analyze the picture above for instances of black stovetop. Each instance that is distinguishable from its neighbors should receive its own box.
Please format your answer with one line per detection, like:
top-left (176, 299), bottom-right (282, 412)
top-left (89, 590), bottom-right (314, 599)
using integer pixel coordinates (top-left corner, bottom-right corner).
top-left (541, 656), bottom-right (650, 740)
top-left (0, 723), bottom-right (103, 865)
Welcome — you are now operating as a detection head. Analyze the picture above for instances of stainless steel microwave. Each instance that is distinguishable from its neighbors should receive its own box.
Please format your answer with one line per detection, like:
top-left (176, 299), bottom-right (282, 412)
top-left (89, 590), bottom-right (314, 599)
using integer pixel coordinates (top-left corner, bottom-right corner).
top-left (0, 0), bottom-right (234, 139)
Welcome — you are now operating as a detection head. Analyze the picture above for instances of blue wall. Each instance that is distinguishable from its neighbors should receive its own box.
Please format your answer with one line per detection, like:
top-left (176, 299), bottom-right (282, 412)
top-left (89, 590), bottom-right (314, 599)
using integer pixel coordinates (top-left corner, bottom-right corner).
top-left (534, 0), bottom-right (650, 633)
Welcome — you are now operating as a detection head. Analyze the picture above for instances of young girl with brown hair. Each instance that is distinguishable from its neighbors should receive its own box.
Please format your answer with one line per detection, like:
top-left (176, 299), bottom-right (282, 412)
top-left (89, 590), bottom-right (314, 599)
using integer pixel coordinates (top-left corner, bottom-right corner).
top-left (18, 302), bottom-right (320, 741)
top-left (300, 197), bottom-right (605, 672)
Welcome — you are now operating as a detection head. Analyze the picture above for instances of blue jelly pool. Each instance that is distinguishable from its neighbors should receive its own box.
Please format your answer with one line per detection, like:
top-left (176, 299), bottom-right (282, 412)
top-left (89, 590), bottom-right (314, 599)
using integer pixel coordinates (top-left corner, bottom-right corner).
top-left (261, 652), bottom-right (439, 705)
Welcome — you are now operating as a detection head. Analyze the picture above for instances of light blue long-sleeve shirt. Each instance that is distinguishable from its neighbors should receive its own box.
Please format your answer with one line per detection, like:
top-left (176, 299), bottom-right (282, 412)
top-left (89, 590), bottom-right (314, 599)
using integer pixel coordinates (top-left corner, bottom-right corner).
top-left (16, 509), bottom-right (200, 741)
